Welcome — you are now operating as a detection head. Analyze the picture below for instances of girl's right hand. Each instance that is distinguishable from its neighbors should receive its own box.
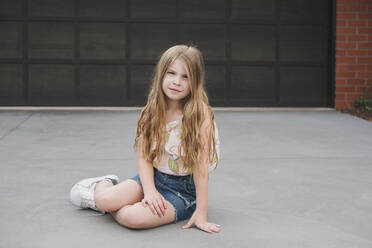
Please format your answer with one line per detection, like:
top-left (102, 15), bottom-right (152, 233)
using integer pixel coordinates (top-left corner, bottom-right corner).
top-left (141, 189), bottom-right (168, 217)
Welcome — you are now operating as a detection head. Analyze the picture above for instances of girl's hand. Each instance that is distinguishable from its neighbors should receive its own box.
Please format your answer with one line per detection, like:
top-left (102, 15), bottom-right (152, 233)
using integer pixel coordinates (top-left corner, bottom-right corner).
top-left (182, 209), bottom-right (221, 233)
top-left (141, 189), bottom-right (167, 217)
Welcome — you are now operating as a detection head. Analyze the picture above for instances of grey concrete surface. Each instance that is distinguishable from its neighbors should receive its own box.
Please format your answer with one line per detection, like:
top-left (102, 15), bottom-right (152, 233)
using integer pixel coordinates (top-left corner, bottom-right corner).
top-left (1, 109), bottom-right (372, 248)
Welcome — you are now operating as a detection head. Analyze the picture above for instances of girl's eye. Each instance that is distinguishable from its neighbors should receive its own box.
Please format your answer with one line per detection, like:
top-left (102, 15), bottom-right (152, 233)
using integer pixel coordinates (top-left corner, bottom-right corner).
top-left (183, 75), bottom-right (188, 79)
top-left (167, 71), bottom-right (174, 75)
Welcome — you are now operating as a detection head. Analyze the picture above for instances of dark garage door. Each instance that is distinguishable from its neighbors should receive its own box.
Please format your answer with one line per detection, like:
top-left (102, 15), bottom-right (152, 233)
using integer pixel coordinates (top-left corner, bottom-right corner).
top-left (0, 0), bottom-right (334, 107)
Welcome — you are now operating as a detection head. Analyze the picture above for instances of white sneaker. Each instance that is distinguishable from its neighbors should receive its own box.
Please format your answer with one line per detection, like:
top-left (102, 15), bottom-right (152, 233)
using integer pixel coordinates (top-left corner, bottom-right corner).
top-left (70, 174), bottom-right (119, 213)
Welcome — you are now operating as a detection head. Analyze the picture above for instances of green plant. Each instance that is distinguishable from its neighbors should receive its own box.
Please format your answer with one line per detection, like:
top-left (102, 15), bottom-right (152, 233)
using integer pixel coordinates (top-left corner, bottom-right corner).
top-left (354, 84), bottom-right (372, 111)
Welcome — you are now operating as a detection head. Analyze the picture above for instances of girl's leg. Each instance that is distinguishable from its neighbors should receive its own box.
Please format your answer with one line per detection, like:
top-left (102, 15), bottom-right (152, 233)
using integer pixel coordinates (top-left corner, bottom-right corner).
top-left (110, 200), bottom-right (176, 229)
top-left (94, 179), bottom-right (144, 212)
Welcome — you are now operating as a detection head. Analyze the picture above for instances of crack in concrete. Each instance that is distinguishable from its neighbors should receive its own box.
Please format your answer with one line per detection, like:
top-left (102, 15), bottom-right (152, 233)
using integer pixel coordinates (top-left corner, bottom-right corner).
top-left (0, 112), bottom-right (34, 143)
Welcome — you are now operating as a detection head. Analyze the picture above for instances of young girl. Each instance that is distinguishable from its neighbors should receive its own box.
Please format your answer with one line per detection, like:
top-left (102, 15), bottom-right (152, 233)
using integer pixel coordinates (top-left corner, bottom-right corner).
top-left (70, 45), bottom-right (221, 234)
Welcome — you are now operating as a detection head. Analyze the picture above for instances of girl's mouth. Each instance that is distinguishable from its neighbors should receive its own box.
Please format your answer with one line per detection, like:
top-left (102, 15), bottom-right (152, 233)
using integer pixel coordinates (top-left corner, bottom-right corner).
top-left (169, 88), bottom-right (181, 93)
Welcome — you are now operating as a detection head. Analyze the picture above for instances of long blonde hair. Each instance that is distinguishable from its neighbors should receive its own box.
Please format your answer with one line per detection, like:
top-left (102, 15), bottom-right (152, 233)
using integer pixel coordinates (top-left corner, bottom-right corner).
top-left (133, 45), bottom-right (218, 175)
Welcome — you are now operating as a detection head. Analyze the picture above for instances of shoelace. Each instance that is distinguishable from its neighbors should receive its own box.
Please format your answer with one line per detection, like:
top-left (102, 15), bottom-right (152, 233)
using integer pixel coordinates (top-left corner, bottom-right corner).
top-left (80, 188), bottom-right (95, 209)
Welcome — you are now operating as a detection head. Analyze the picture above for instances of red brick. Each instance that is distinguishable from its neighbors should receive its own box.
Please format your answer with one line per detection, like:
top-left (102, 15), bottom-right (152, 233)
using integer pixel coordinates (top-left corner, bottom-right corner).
top-left (346, 93), bottom-right (363, 100)
top-left (335, 93), bottom-right (346, 100)
top-left (336, 41), bottom-right (356, 49)
top-left (337, 57), bottom-right (357, 63)
top-left (335, 101), bottom-right (353, 109)
top-left (348, 34), bottom-right (367, 41)
top-left (367, 65), bottom-right (372, 70)
top-left (336, 71), bottom-right (356, 77)
top-left (337, 64), bottom-right (366, 71)
top-left (358, 57), bottom-right (372, 63)
top-left (358, 28), bottom-right (372, 34)
top-left (337, 12), bottom-right (357, 19)
top-left (358, 42), bottom-right (372, 49)
top-left (337, 35), bottom-right (347, 41)
top-left (337, 4), bottom-right (368, 12)
top-left (347, 79), bottom-right (366, 85)
top-left (338, 20), bottom-right (347, 27)
top-left (337, 86), bottom-right (355, 92)
top-left (368, 50), bottom-right (372, 56)
top-left (357, 71), bottom-right (372, 78)
top-left (359, 13), bottom-right (372, 20)
top-left (336, 27), bottom-right (357, 34)
top-left (337, 19), bottom-right (346, 27)
top-left (347, 50), bottom-right (368, 56)
top-left (369, 20), bottom-right (372, 27)
top-left (347, 20), bottom-right (367, 27)
top-left (336, 79), bottom-right (347, 84)
top-left (338, 0), bottom-right (372, 4)
top-left (356, 86), bottom-right (369, 92)
top-left (336, 49), bottom-right (346, 56)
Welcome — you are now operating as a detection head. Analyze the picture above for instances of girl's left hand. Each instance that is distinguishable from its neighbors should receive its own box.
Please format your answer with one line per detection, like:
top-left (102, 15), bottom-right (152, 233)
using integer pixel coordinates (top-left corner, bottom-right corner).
top-left (182, 209), bottom-right (221, 233)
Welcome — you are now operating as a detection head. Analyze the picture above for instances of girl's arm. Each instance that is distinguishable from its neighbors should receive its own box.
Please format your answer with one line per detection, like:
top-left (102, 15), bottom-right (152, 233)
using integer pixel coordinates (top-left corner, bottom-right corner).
top-left (182, 116), bottom-right (221, 233)
top-left (137, 137), bottom-right (168, 217)
top-left (137, 156), bottom-right (157, 194)
top-left (137, 137), bottom-right (157, 193)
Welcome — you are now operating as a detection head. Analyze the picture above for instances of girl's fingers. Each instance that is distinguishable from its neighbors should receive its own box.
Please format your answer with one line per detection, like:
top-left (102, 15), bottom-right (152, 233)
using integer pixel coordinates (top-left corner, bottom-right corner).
top-left (146, 200), bottom-right (157, 215)
top-left (153, 201), bottom-right (162, 217)
top-left (211, 225), bottom-right (220, 232)
top-left (205, 226), bottom-right (212, 233)
top-left (198, 224), bottom-right (211, 233)
top-left (161, 196), bottom-right (167, 210)
top-left (157, 198), bottom-right (166, 216)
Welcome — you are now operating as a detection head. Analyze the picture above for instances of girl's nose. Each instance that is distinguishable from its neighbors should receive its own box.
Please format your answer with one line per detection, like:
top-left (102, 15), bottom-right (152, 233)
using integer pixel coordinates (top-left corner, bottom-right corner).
top-left (173, 76), bottom-right (182, 85)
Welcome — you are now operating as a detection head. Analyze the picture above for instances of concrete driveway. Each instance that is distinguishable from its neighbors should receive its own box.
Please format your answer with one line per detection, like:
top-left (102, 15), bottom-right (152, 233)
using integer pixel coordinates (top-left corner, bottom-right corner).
top-left (1, 108), bottom-right (371, 248)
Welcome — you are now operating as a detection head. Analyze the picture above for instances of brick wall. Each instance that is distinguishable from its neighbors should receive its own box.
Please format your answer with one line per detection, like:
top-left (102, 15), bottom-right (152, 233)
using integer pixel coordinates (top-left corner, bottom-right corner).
top-left (335, 0), bottom-right (372, 110)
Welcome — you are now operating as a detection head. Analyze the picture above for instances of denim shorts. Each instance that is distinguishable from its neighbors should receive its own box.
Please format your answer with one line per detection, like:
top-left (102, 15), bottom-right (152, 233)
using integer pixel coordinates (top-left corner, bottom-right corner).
top-left (129, 168), bottom-right (196, 223)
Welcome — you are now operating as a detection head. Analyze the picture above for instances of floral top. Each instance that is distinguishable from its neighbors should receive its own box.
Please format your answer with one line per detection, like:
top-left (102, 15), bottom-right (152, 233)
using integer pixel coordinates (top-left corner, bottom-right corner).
top-left (152, 118), bottom-right (221, 176)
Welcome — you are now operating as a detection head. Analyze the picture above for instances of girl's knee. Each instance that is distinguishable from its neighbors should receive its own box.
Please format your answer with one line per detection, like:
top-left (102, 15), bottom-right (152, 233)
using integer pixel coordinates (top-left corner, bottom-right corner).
top-left (95, 192), bottom-right (116, 212)
top-left (116, 205), bottom-right (144, 229)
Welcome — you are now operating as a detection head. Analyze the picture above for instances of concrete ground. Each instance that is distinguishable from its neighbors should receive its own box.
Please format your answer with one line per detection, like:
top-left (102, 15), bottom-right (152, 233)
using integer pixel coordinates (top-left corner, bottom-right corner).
top-left (1, 108), bottom-right (372, 248)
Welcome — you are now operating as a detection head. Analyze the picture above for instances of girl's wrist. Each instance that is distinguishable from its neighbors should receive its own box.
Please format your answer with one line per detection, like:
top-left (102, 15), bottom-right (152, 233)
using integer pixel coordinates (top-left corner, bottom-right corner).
top-left (195, 207), bottom-right (207, 216)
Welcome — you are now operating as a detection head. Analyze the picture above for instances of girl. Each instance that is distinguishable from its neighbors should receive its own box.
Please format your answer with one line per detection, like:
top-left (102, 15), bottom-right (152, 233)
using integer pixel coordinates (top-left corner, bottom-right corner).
top-left (70, 45), bottom-right (221, 234)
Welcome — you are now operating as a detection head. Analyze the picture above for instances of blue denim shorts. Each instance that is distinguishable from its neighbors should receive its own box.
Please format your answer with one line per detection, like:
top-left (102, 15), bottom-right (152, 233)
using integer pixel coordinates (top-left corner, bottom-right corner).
top-left (129, 168), bottom-right (196, 223)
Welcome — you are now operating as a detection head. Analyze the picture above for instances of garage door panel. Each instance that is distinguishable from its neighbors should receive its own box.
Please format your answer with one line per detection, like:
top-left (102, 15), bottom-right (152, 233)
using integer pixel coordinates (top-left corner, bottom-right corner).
top-left (205, 65), bottom-right (226, 101)
top-left (280, 0), bottom-right (328, 23)
top-left (0, 64), bottom-right (23, 105)
top-left (231, 0), bottom-right (275, 21)
top-left (79, 65), bottom-right (125, 104)
top-left (79, 0), bottom-right (126, 18)
top-left (130, 0), bottom-right (176, 18)
top-left (181, 24), bottom-right (225, 60)
top-left (130, 65), bottom-right (153, 101)
top-left (0, 22), bottom-right (23, 59)
top-left (29, 64), bottom-right (75, 105)
top-left (80, 23), bottom-right (126, 59)
top-left (231, 66), bottom-right (276, 102)
top-left (0, 0), bottom-right (22, 17)
top-left (181, 0), bottom-right (226, 19)
top-left (131, 23), bottom-right (178, 60)
top-left (29, 0), bottom-right (74, 17)
top-left (280, 26), bottom-right (328, 62)
top-left (0, 1), bottom-right (332, 107)
top-left (28, 22), bottom-right (74, 59)
top-left (280, 66), bottom-right (328, 104)
top-left (231, 25), bottom-right (276, 61)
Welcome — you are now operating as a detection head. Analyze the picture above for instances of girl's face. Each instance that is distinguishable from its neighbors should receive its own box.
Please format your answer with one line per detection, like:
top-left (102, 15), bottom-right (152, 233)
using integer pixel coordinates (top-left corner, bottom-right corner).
top-left (162, 59), bottom-right (191, 105)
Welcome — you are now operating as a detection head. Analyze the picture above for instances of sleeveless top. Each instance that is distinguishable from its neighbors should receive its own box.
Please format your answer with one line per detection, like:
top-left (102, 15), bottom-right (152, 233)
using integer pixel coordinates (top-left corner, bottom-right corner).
top-left (151, 118), bottom-right (221, 176)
